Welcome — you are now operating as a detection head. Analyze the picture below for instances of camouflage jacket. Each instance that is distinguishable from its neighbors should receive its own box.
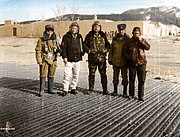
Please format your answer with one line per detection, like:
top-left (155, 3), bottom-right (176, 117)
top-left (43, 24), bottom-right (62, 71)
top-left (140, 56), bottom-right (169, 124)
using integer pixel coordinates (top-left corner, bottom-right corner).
top-left (83, 31), bottom-right (110, 62)
top-left (35, 32), bottom-right (61, 65)
top-left (108, 33), bottom-right (129, 67)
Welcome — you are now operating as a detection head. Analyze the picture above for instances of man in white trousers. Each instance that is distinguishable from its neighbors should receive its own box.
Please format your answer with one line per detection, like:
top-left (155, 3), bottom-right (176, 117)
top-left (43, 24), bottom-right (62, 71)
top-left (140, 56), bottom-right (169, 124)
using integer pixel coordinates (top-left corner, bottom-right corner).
top-left (60, 22), bottom-right (84, 96)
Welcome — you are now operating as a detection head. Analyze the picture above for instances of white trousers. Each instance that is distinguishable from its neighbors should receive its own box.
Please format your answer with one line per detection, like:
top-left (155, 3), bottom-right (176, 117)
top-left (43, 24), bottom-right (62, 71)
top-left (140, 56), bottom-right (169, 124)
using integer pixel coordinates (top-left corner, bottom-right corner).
top-left (63, 61), bottom-right (80, 92)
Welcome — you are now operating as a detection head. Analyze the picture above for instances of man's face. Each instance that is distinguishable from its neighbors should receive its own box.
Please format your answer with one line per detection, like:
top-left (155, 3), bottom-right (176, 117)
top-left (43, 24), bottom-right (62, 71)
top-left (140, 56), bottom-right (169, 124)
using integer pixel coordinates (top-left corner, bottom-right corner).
top-left (46, 29), bottom-right (53, 38)
top-left (133, 30), bottom-right (141, 39)
top-left (118, 29), bottom-right (125, 36)
top-left (93, 25), bottom-right (101, 33)
top-left (71, 26), bottom-right (78, 34)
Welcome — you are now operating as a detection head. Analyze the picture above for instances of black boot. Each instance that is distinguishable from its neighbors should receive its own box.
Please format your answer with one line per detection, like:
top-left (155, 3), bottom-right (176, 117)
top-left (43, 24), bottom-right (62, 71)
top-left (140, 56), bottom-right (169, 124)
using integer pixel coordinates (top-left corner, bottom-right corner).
top-left (85, 74), bottom-right (95, 95)
top-left (111, 84), bottom-right (118, 96)
top-left (48, 77), bottom-right (55, 94)
top-left (101, 75), bottom-right (110, 95)
top-left (85, 90), bottom-right (93, 95)
top-left (102, 85), bottom-right (110, 95)
top-left (129, 81), bottom-right (135, 99)
top-left (85, 85), bottom-right (93, 95)
top-left (61, 91), bottom-right (67, 96)
top-left (70, 89), bottom-right (78, 95)
top-left (57, 90), bottom-right (67, 96)
top-left (138, 81), bottom-right (145, 101)
top-left (103, 90), bottom-right (110, 95)
top-left (123, 85), bottom-right (128, 98)
top-left (39, 77), bottom-right (45, 97)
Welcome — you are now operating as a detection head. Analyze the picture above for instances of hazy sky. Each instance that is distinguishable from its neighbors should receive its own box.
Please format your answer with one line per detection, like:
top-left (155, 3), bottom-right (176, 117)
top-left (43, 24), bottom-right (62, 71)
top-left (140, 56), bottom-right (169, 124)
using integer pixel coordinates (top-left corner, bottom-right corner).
top-left (0, 0), bottom-right (180, 23)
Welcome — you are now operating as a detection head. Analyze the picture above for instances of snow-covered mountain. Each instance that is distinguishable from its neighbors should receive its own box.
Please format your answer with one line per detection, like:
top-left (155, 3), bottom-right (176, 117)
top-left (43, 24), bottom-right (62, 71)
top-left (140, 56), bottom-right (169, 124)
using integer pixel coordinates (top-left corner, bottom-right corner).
top-left (121, 6), bottom-right (180, 26)
top-left (21, 6), bottom-right (180, 27)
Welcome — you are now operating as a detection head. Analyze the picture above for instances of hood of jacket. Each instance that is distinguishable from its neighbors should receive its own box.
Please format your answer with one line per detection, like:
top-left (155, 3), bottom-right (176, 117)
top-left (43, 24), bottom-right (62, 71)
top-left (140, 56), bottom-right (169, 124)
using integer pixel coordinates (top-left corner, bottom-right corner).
top-left (87, 31), bottom-right (106, 38)
top-left (43, 31), bottom-right (57, 41)
top-left (64, 31), bottom-right (82, 38)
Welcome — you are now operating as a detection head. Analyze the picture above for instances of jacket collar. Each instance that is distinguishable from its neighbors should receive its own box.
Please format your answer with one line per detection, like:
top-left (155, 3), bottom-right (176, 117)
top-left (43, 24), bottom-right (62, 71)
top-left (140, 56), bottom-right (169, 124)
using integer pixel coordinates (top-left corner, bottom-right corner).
top-left (43, 32), bottom-right (56, 41)
top-left (65, 31), bottom-right (81, 38)
top-left (130, 36), bottom-right (138, 42)
top-left (88, 31), bottom-right (105, 37)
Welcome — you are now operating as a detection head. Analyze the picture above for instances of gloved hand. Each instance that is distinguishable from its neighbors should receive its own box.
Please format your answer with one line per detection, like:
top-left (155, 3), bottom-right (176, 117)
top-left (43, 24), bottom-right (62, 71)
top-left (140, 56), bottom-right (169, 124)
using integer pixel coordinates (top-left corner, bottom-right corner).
top-left (81, 51), bottom-right (85, 56)
top-left (108, 61), bottom-right (112, 65)
top-left (101, 49), bottom-right (108, 54)
top-left (89, 49), bottom-right (97, 54)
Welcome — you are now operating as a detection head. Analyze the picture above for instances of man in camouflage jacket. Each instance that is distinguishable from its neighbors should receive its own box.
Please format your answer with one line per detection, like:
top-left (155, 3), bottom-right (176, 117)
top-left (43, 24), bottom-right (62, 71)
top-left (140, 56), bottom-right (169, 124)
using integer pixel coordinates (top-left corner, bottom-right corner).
top-left (83, 21), bottom-right (110, 95)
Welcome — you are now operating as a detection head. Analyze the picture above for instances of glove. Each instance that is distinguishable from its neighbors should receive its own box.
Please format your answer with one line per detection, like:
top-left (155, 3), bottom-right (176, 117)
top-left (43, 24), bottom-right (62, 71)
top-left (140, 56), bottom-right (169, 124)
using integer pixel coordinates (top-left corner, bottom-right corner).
top-left (108, 61), bottom-right (112, 65)
top-left (89, 49), bottom-right (97, 54)
top-left (81, 51), bottom-right (85, 56)
top-left (101, 49), bottom-right (108, 54)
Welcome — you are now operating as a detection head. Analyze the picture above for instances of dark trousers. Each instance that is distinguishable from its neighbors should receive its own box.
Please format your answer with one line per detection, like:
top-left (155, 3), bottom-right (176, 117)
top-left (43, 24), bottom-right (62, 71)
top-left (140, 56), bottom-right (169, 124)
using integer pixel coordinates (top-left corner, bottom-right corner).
top-left (129, 64), bottom-right (146, 98)
top-left (88, 61), bottom-right (107, 91)
top-left (113, 66), bottom-right (128, 86)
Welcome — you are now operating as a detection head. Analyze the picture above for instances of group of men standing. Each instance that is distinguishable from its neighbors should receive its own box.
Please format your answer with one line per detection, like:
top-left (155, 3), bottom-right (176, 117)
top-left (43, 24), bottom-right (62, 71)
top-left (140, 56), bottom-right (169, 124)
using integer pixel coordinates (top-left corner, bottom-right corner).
top-left (35, 20), bottom-right (150, 102)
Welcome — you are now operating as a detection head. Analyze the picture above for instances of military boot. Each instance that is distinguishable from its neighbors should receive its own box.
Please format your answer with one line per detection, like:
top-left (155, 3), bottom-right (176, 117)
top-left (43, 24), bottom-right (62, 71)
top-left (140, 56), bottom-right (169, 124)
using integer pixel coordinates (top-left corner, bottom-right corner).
top-left (102, 84), bottom-right (110, 95)
top-left (61, 91), bottom-right (68, 96)
top-left (85, 75), bottom-right (95, 95)
top-left (103, 90), bottom-right (110, 95)
top-left (48, 77), bottom-right (55, 94)
top-left (70, 89), bottom-right (78, 95)
top-left (111, 84), bottom-right (118, 96)
top-left (85, 86), bottom-right (93, 95)
top-left (39, 77), bottom-right (45, 97)
top-left (100, 74), bottom-right (109, 95)
top-left (138, 81), bottom-right (145, 101)
top-left (122, 85), bottom-right (128, 98)
top-left (128, 81), bottom-right (135, 100)
top-left (85, 90), bottom-right (92, 95)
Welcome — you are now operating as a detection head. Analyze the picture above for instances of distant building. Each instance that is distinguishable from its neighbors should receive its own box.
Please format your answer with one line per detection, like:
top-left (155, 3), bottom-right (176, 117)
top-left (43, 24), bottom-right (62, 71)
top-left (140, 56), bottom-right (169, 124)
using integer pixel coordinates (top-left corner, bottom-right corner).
top-left (143, 21), bottom-right (180, 37)
top-left (0, 19), bottom-right (180, 38)
top-left (94, 15), bottom-right (97, 20)
top-left (4, 20), bottom-right (15, 25)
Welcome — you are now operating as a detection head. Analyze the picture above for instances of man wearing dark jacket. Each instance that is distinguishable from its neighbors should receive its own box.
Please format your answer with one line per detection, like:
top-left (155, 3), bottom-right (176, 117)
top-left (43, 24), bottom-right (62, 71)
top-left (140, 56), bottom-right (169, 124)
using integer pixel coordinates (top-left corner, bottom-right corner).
top-left (108, 24), bottom-right (129, 97)
top-left (61, 22), bottom-right (84, 96)
top-left (127, 27), bottom-right (150, 101)
top-left (83, 21), bottom-right (110, 95)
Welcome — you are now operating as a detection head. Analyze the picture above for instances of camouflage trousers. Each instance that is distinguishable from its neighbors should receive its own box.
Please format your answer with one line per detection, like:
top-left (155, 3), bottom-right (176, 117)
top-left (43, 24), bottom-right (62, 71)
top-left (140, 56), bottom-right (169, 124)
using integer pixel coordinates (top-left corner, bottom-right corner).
top-left (129, 64), bottom-right (146, 98)
top-left (88, 61), bottom-right (107, 91)
top-left (39, 61), bottom-right (57, 78)
top-left (113, 66), bottom-right (128, 86)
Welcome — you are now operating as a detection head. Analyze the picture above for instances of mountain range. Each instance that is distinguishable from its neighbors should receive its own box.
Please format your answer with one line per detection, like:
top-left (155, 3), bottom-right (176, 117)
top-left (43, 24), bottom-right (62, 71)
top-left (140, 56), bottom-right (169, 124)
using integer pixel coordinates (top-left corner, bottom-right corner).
top-left (22, 6), bottom-right (180, 27)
